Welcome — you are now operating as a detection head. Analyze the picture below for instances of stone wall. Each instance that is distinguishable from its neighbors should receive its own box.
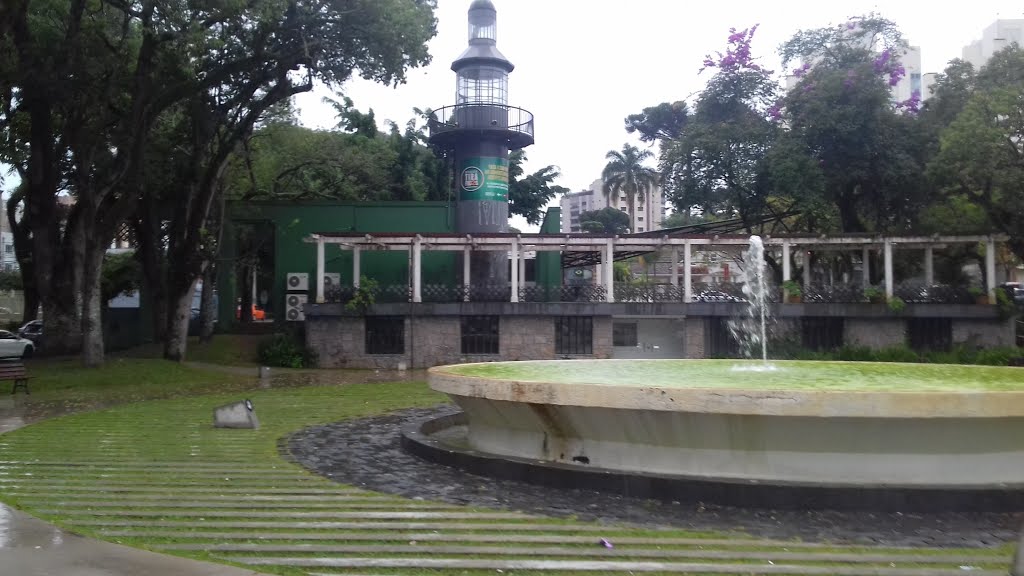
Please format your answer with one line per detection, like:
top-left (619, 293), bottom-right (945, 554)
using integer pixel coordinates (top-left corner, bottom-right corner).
top-left (844, 318), bottom-right (907, 349)
top-left (308, 314), bottom-right (613, 369)
top-left (682, 318), bottom-right (705, 359)
top-left (952, 319), bottom-right (1016, 349)
top-left (306, 313), bottom-right (1018, 368)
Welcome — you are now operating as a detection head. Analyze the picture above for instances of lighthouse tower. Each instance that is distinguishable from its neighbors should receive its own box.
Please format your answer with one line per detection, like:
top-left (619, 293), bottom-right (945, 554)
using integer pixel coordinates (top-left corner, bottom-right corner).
top-left (428, 0), bottom-right (535, 288)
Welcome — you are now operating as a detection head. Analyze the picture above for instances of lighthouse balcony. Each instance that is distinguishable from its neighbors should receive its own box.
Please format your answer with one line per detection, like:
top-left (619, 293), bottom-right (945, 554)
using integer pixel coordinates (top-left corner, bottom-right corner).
top-left (427, 103), bottom-right (534, 149)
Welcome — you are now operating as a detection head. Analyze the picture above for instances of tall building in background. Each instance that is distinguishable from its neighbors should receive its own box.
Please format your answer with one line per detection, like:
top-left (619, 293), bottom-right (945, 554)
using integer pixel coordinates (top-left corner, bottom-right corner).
top-left (560, 178), bottom-right (664, 233)
top-left (962, 19), bottom-right (1024, 68)
top-left (783, 45), bottom-right (935, 102)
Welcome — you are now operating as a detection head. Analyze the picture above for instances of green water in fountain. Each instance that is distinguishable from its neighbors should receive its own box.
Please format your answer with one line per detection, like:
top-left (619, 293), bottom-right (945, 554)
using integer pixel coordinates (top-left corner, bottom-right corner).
top-left (443, 359), bottom-right (1024, 392)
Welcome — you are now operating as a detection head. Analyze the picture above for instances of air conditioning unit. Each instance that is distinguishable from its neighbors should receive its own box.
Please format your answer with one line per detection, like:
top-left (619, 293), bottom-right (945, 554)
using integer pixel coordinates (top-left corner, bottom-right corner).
top-left (286, 272), bottom-right (309, 292)
top-left (285, 294), bottom-right (308, 322)
top-left (323, 273), bottom-right (340, 288)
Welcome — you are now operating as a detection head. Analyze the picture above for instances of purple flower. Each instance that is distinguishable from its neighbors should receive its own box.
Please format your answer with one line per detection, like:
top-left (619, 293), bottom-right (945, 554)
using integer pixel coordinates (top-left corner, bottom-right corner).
top-left (873, 50), bottom-right (891, 74)
top-left (896, 90), bottom-right (921, 115)
top-left (792, 62), bottom-right (811, 78)
top-left (846, 21), bottom-right (857, 30)
top-left (767, 102), bottom-right (783, 121)
top-left (888, 65), bottom-right (905, 87)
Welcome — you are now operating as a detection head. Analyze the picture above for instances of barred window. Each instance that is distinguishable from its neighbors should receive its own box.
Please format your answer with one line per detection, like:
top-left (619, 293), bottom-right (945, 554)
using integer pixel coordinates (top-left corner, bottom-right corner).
top-left (613, 322), bottom-right (638, 347)
top-left (555, 317), bottom-right (593, 355)
top-left (909, 318), bottom-right (952, 352)
top-left (366, 316), bottom-right (405, 355)
top-left (461, 316), bottom-right (500, 355)
top-left (801, 317), bottom-right (844, 351)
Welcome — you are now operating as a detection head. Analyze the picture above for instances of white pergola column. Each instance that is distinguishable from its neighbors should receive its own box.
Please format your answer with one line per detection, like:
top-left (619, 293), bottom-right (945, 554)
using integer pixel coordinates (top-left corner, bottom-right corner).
top-left (518, 248), bottom-right (527, 288)
top-left (412, 236), bottom-right (422, 303)
top-left (604, 238), bottom-right (615, 303)
top-left (670, 248), bottom-right (679, 287)
top-left (986, 237), bottom-right (997, 302)
top-left (683, 240), bottom-right (692, 303)
top-left (803, 250), bottom-right (811, 292)
top-left (782, 242), bottom-right (791, 281)
top-left (352, 246), bottom-right (361, 289)
top-left (510, 237), bottom-right (519, 303)
top-left (862, 246), bottom-right (871, 286)
top-left (924, 246), bottom-right (934, 286)
top-left (315, 237), bottom-right (325, 303)
top-left (884, 240), bottom-right (894, 298)
top-left (462, 245), bottom-right (471, 302)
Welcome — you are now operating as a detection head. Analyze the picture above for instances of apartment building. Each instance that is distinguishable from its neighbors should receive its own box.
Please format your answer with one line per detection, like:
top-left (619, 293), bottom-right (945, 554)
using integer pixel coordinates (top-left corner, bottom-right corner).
top-left (560, 178), bottom-right (665, 233)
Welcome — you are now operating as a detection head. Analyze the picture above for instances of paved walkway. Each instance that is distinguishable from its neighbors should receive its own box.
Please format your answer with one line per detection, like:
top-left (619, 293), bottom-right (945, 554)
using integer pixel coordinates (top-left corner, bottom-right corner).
top-left (0, 395), bottom-right (271, 576)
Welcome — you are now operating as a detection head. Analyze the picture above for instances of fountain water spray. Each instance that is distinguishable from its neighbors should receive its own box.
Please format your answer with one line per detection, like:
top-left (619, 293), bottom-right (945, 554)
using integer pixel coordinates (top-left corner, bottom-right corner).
top-left (728, 235), bottom-right (773, 367)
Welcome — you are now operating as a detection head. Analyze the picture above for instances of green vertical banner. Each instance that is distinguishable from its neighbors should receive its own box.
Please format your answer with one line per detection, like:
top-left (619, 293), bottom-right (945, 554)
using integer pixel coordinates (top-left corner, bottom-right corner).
top-left (459, 157), bottom-right (509, 201)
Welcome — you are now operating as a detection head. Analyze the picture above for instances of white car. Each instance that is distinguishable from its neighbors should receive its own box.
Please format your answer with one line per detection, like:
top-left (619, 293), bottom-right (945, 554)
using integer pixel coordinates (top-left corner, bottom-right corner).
top-left (0, 330), bottom-right (34, 359)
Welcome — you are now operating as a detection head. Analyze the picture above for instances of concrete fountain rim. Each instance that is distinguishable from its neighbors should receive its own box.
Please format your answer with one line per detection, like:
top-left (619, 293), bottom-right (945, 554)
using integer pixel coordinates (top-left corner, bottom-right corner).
top-left (428, 359), bottom-right (1024, 418)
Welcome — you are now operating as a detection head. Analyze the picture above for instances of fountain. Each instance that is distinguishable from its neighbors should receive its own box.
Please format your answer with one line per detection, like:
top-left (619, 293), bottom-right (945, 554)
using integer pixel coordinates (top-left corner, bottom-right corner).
top-left (404, 236), bottom-right (1024, 511)
top-left (729, 235), bottom-right (773, 367)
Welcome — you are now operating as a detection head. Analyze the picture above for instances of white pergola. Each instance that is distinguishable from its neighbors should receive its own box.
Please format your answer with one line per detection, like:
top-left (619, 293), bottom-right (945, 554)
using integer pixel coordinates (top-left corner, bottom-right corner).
top-left (306, 232), bottom-right (1008, 304)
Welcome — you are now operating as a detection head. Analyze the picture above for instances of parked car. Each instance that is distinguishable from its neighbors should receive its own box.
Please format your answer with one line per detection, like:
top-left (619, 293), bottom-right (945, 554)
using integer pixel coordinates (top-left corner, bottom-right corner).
top-left (1000, 283), bottom-right (1024, 305)
top-left (18, 320), bottom-right (43, 344)
top-left (0, 330), bottom-right (35, 359)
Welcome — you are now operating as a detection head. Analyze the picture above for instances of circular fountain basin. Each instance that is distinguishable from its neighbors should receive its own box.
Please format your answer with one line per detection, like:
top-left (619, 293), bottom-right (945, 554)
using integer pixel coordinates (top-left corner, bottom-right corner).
top-left (414, 359), bottom-right (1024, 509)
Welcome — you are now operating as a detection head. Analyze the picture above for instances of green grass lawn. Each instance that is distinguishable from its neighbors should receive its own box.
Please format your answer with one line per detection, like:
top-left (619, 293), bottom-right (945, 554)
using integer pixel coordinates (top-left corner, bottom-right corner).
top-left (118, 334), bottom-right (266, 366)
top-left (12, 358), bottom-right (241, 420)
top-left (0, 359), bottom-right (1015, 575)
top-left (444, 359), bottom-right (1024, 392)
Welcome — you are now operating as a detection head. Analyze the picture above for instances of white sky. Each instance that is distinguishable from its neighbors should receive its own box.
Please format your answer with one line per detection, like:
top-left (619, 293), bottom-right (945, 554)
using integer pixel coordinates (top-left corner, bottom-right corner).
top-left (294, 0), bottom-right (1023, 229)
top-left (4, 1), bottom-right (1022, 232)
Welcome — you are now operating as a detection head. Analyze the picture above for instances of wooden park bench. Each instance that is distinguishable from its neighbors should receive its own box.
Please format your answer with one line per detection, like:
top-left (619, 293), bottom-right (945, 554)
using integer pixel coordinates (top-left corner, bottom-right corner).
top-left (1, 360), bottom-right (31, 395)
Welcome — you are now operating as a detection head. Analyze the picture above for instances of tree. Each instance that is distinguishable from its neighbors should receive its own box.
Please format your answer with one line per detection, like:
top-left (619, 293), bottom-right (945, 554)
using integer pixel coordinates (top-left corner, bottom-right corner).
top-left (661, 25), bottom-right (781, 232)
top-left (2, 0), bottom-right (439, 364)
top-left (625, 102), bottom-right (689, 144)
top-left (508, 150), bottom-right (569, 225)
top-left (579, 207), bottom-right (630, 234)
top-left (929, 46), bottom-right (1024, 261)
top-left (776, 14), bottom-right (930, 234)
top-left (601, 144), bottom-right (659, 229)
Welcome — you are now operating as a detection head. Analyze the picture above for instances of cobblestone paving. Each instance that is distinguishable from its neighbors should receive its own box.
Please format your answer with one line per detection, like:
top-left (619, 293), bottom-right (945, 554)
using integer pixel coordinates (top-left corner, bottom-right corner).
top-left (287, 405), bottom-right (1023, 548)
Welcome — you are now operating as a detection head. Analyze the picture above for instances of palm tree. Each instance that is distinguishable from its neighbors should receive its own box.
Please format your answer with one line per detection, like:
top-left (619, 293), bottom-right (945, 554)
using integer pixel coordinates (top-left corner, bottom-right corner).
top-left (601, 144), bottom-right (659, 233)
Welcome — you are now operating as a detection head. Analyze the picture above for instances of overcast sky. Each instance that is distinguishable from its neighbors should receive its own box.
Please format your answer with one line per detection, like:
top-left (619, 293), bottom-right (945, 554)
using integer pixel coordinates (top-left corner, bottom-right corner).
top-left (294, 0), bottom-right (1023, 228)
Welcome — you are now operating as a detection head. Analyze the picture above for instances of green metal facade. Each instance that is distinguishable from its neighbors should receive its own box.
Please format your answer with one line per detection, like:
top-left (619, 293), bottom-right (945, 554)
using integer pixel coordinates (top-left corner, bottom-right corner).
top-left (217, 201), bottom-right (459, 327)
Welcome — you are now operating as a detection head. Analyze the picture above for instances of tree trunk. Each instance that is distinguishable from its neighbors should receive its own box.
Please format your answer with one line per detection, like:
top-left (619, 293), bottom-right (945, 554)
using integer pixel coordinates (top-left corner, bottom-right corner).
top-left (240, 265), bottom-right (254, 323)
top-left (7, 190), bottom-right (38, 323)
top-left (164, 277), bottom-right (198, 362)
top-left (80, 244), bottom-right (105, 367)
top-left (134, 199), bottom-right (167, 343)
top-left (199, 264), bottom-right (216, 343)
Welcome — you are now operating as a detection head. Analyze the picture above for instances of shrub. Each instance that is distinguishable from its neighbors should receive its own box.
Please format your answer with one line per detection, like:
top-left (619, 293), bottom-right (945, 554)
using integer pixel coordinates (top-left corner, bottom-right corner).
top-left (836, 346), bottom-right (875, 362)
top-left (258, 333), bottom-right (317, 368)
top-left (781, 280), bottom-right (802, 296)
top-left (873, 345), bottom-right (920, 363)
top-left (974, 347), bottom-right (1023, 366)
top-left (886, 296), bottom-right (906, 313)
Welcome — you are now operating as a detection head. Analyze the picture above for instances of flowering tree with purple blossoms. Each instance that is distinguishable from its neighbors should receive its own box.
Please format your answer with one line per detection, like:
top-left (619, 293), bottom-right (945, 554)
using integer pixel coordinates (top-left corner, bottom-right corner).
top-left (772, 14), bottom-right (931, 234)
top-left (655, 24), bottom-right (792, 234)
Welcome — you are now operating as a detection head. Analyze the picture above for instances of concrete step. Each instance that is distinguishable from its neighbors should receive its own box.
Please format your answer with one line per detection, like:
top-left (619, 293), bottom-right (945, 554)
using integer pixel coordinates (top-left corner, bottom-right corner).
top-left (97, 524), bottom-right (999, 553)
top-left (4, 492), bottom-right (392, 502)
top-left (23, 499), bottom-right (463, 510)
top-left (77, 520), bottom-right (621, 531)
top-left (0, 484), bottom-right (367, 495)
top-left (156, 543), bottom-right (1007, 565)
top-left (230, 556), bottom-right (1007, 574)
top-left (43, 509), bottom-right (530, 520)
